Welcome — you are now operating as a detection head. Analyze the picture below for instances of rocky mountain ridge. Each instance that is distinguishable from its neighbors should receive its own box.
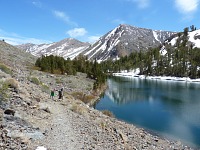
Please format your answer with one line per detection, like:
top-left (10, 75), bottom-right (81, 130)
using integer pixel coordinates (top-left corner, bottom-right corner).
top-left (17, 24), bottom-right (176, 61)
top-left (84, 24), bottom-right (176, 61)
top-left (16, 38), bottom-right (90, 60)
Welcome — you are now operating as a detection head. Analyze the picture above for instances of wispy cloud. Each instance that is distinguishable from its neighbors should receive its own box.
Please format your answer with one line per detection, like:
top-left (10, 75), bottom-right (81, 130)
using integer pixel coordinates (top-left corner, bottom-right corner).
top-left (32, 1), bottom-right (42, 8)
top-left (66, 28), bottom-right (100, 43)
top-left (175, 0), bottom-right (199, 14)
top-left (112, 19), bottom-right (126, 25)
top-left (66, 28), bottom-right (87, 38)
top-left (174, 0), bottom-right (199, 21)
top-left (0, 29), bottom-right (51, 45)
top-left (53, 10), bottom-right (78, 26)
top-left (125, 0), bottom-right (150, 9)
top-left (87, 36), bottom-right (100, 43)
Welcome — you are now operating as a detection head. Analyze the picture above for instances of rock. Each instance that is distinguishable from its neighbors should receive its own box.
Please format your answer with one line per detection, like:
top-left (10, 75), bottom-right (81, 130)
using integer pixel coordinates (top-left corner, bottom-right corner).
top-left (118, 130), bottom-right (128, 143)
top-left (36, 146), bottom-right (47, 150)
top-left (40, 107), bottom-right (51, 113)
top-left (4, 108), bottom-right (15, 116)
top-left (0, 109), bottom-right (3, 121)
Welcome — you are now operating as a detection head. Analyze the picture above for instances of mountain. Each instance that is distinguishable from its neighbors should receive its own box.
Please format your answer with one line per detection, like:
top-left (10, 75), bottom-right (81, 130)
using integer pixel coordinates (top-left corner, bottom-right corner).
top-left (17, 38), bottom-right (90, 60)
top-left (83, 24), bottom-right (176, 61)
top-left (0, 40), bottom-right (36, 69)
top-left (16, 24), bottom-right (176, 61)
top-left (165, 29), bottom-right (200, 48)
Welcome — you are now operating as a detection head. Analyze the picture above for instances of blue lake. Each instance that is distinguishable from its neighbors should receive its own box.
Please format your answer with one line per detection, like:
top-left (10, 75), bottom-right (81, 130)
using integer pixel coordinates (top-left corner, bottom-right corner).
top-left (95, 77), bottom-right (200, 148)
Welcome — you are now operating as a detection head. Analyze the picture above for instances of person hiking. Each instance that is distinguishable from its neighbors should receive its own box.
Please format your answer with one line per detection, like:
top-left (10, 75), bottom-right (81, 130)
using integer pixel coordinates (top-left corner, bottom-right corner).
top-left (50, 89), bottom-right (55, 100)
top-left (58, 89), bottom-right (62, 100)
top-left (58, 88), bottom-right (64, 100)
top-left (60, 88), bottom-right (64, 100)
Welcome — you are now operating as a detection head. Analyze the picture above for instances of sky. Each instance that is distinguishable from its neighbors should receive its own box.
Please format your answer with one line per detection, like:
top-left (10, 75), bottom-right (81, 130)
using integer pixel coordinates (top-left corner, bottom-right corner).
top-left (0, 0), bottom-right (199, 45)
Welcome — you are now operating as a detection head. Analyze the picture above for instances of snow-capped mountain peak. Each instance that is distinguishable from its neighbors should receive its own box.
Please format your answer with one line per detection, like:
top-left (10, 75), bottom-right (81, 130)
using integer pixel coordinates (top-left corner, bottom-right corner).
top-left (17, 38), bottom-right (90, 60)
top-left (83, 24), bottom-right (176, 61)
top-left (17, 24), bottom-right (177, 62)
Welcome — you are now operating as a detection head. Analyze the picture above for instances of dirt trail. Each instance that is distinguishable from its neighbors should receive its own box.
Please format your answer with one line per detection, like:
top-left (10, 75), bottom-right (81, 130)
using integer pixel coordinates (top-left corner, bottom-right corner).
top-left (31, 98), bottom-right (82, 150)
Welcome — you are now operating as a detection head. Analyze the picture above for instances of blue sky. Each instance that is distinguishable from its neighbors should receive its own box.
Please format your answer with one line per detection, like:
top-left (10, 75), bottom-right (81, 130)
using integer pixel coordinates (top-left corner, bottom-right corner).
top-left (0, 0), bottom-right (199, 45)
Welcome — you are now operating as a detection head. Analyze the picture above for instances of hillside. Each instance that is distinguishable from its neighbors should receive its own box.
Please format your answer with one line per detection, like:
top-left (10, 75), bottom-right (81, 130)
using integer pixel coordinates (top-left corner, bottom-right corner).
top-left (0, 40), bottom-right (193, 149)
top-left (0, 40), bottom-right (36, 70)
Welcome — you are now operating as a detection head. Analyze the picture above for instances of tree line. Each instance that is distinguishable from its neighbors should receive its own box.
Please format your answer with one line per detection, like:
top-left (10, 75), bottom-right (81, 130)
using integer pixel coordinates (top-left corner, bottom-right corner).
top-left (35, 55), bottom-right (106, 89)
top-left (101, 26), bottom-right (200, 79)
top-left (35, 26), bottom-right (199, 89)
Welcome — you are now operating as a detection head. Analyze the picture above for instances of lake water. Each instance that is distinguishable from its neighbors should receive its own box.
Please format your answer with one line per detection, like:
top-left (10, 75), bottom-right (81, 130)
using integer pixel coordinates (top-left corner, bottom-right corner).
top-left (95, 76), bottom-right (200, 148)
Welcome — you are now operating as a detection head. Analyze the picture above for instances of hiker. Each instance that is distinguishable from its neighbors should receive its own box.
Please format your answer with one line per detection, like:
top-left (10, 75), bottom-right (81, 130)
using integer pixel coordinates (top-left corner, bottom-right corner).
top-left (50, 89), bottom-right (55, 100)
top-left (61, 88), bottom-right (64, 99)
top-left (58, 88), bottom-right (64, 100)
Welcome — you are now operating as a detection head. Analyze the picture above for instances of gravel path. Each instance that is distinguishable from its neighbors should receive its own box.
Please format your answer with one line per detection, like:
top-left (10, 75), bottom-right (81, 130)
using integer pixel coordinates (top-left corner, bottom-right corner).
top-left (30, 99), bottom-right (83, 150)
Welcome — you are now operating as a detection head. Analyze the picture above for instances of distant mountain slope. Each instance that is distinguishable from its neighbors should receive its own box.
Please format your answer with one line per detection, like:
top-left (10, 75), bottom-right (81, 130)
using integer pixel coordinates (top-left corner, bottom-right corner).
top-left (17, 38), bottom-right (90, 60)
top-left (83, 24), bottom-right (176, 61)
top-left (16, 24), bottom-right (177, 62)
top-left (166, 29), bottom-right (200, 48)
top-left (0, 40), bottom-right (36, 69)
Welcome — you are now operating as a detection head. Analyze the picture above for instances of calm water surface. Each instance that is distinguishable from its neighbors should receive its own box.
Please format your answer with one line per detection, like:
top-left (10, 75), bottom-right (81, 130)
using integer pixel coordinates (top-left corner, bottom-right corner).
top-left (95, 77), bottom-right (200, 148)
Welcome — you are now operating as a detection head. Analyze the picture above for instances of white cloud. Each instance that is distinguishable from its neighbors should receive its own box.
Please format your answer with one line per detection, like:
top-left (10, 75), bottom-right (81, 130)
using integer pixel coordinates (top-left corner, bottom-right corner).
top-left (125, 0), bottom-right (150, 9)
top-left (175, 0), bottom-right (199, 14)
top-left (112, 19), bottom-right (126, 25)
top-left (0, 29), bottom-right (51, 45)
top-left (32, 1), bottom-right (42, 8)
top-left (53, 10), bottom-right (78, 26)
top-left (87, 36), bottom-right (100, 43)
top-left (67, 28), bottom-right (87, 38)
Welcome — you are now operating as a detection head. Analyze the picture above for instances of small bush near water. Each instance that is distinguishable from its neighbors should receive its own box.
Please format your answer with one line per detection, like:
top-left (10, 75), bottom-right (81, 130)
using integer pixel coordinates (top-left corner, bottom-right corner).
top-left (102, 110), bottom-right (115, 118)
top-left (70, 104), bottom-right (86, 115)
top-left (71, 91), bottom-right (95, 104)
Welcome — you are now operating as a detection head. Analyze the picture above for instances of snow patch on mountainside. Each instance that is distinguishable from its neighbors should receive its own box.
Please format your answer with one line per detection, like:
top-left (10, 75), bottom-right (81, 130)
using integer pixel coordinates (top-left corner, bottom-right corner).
top-left (166, 29), bottom-right (200, 48)
top-left (188, 29), bottom-right (200, 48)
top-left (169, 37), bottom-right (178, 46)
top-left (153, 31), bottom-right (160, 43)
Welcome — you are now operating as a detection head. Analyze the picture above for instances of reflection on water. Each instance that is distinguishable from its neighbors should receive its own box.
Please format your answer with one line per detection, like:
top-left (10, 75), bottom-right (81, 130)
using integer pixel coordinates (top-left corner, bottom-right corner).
top-left (95, 77), bottom-right (200, 148)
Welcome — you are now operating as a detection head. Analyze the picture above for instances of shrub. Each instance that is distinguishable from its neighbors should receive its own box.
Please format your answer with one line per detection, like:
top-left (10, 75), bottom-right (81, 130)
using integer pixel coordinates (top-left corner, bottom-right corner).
top-left (70, 104), bottom-right (86, 115)
top-left (4, 78), bottom-right (19, 89)
top-left (55, 78), bottom-right (63, 84)
top-left (41, 84), bottom-right (50, 94)
top-left (71, 92), bottom-right (96, 104)
top-left (0, 81), bottom-right (9, 102)
top-left (71, 91), bottom-right (84, 100)
top-left (0, 63), bottom-right (12, 75)
top-left (29, 77), bottom-right (40, 85)
top-left (102, 110), bottom-right (115, 118)
top-left (31, 66), bottom-right (40, 71)
top-left (82, 94), bottom-right (96, 104)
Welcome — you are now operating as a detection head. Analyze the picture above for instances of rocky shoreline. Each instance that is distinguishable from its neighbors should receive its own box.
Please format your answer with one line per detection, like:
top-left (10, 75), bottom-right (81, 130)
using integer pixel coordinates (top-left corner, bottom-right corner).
top-left (0, 70), bottom-right (196, 150)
